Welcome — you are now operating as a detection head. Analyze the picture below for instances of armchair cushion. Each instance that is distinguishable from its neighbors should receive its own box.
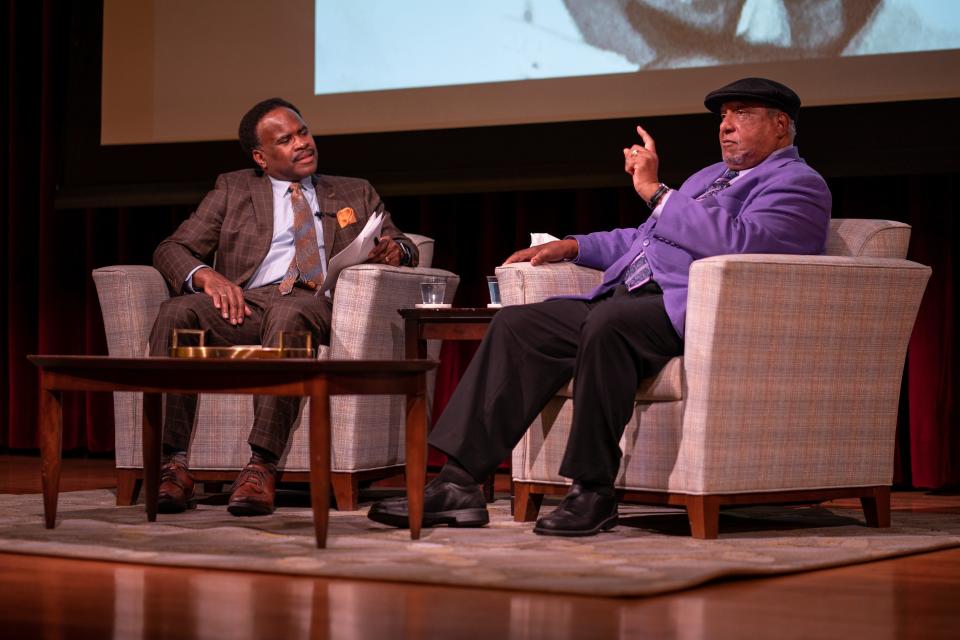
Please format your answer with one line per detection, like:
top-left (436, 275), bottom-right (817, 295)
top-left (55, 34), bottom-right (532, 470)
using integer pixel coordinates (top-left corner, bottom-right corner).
top-left (555, 357), bottom-right (683, 402)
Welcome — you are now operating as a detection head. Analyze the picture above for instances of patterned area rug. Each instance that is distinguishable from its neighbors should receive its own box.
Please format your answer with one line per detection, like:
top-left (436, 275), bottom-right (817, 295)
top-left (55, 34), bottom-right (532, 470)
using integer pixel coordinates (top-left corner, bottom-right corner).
top-left (1, 490), bottom-right (959, 597)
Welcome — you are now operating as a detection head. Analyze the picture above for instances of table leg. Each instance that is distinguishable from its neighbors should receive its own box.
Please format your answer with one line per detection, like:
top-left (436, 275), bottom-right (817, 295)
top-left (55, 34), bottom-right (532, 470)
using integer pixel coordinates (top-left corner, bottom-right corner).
top-left (483, 476), bottom-right (495, 503)
top-left (403, 318), bottom-right (428, 360)
top-left (405, 377), bottom-right (428, 540)
top-left (309, 383), bottom-right (331, 549)
top-left (142, 392), bottom-right (163, 522)
top-left (39, 385), bottom-right (63, 529)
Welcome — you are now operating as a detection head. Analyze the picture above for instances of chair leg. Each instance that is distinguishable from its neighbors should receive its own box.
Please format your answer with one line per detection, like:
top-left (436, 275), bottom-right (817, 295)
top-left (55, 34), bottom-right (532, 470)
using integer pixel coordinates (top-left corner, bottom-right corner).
top-left (483, 475), bottom-right (496, 503)
top-left (860, 486), bottom-right (891, 528)
top-left (116, 469), bottom-right (141, 506)
top-left (686, 496), bottom-right (720, 539)
top-left (330, 472), bottom-right (359, 511)
top-left (513, 482), bottom-right (544, 522)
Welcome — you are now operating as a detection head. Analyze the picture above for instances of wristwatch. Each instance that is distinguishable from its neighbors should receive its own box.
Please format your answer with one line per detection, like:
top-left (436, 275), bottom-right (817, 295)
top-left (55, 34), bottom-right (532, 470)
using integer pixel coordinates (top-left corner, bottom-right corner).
top-left (646, 183), bottom-right (670, 209)
top-left (398, 241), bottom-right (413, 266)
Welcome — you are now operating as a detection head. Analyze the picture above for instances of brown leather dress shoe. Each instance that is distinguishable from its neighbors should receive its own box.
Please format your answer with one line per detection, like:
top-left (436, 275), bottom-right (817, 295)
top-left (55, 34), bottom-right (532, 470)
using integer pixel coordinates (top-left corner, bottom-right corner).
top-left (157, 454), bottom-right (195, 514)
top-left (227, 460), bottom-right (278, 516)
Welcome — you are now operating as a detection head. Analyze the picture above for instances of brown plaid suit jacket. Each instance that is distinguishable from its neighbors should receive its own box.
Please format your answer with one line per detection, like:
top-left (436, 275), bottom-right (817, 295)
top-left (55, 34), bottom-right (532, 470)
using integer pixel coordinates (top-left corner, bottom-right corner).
top-left (153, 169), bottom-right (418, 293)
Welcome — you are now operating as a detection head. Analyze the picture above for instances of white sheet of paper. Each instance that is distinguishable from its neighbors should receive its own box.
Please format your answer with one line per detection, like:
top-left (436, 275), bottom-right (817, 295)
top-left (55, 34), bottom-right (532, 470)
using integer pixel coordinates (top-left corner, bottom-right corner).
top-left (530, 232), bottom-right (560, 247)
top-left (321, 212), bottom-right (384, 291)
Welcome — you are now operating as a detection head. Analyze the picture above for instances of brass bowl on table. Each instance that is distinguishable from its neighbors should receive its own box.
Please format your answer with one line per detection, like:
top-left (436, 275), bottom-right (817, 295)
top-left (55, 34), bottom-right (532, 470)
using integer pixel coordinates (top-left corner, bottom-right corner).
top-left (169, 329), bottom-right (315, 359)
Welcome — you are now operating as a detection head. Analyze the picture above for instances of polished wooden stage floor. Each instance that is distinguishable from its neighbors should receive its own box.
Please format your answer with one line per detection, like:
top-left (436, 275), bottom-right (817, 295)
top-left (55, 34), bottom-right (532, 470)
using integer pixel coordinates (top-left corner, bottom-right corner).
top-left (2, 455), bottom-right (959, 639)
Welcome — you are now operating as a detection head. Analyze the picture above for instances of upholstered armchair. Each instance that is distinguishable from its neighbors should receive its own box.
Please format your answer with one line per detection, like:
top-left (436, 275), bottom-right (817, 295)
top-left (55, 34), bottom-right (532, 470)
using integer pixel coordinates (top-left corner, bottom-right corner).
top-left (93, 234), bottom-right (458, 510)
top-left (497, 219), bottom-right (930, 538)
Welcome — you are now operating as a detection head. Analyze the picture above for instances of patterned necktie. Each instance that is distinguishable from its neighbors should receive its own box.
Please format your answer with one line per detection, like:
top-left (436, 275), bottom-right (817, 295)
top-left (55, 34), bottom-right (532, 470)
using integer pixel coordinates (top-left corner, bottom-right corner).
top-left (623, 169), bottom-right (739, 291)
top-left (623, 251), bottom-right (652, 291)
top-left (278, 183), bottom-right (324, 294)
top-left (695, 169), bottom-right (739, 201)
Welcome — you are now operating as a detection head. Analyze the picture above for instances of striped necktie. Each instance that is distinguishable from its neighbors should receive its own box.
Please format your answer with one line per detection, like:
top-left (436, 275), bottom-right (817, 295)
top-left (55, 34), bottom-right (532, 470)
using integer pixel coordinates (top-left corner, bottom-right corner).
top-left (624, 169), bottom-right (739, 291)
top-left (695, 169), bottom-right (739, 201)
top-left (278, 183), bottom-right (324, 294)
top-left (623, 251), bottom-right (652, 291)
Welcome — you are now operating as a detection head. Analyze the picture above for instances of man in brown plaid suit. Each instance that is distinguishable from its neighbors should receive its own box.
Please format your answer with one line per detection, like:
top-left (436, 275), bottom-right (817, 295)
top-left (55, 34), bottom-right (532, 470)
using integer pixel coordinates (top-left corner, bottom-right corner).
top-left (149, 97), bottom-right (418, 516)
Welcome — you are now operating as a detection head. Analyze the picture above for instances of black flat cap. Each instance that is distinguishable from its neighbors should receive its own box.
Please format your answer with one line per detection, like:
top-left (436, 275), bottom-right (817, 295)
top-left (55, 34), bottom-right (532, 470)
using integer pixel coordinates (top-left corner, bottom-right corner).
top-left (704, 77), bottom-right (801, 122)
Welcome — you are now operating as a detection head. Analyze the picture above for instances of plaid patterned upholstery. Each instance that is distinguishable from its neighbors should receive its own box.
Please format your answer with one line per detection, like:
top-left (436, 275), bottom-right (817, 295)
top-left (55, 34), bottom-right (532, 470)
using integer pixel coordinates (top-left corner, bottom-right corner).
top-left (93, 235), bottom-right (457, 473)
top-left (496, 262), bottom-right (602, 305)
top-left (405, 233), bottom-right (433, 268)
top-left (827, 218), bottom-right (910, 258)
top-left (93, 266), bottom-right (167, 468)
top-left (508, 219), bottom-right (931, 495)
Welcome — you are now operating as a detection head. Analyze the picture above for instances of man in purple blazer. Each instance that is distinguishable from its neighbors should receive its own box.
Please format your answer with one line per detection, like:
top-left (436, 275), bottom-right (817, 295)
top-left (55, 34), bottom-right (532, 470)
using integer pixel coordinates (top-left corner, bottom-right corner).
top-left (150, 98), bottom-right (418, 517)
top-left (369, 78), bottom-right (832, 537)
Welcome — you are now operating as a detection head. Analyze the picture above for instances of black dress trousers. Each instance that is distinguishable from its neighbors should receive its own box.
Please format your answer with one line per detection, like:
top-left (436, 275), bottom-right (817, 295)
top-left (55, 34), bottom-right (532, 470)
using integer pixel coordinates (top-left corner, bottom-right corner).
top-left (427, 284), bottom-right (683, 486)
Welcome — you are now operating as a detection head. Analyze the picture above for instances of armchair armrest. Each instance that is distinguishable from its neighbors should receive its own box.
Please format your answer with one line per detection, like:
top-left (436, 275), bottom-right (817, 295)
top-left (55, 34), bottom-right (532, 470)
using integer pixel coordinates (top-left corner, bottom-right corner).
top-left (405, 233), bottom-right (434, 268)
top-left (92, 265), bottom-right (171, 357)
top-left (329, 264), bottom-right (460, 359)
top-left (495, 262), bottom-right (603, 305)
top-left (685, 254), bottom-right (931, 361)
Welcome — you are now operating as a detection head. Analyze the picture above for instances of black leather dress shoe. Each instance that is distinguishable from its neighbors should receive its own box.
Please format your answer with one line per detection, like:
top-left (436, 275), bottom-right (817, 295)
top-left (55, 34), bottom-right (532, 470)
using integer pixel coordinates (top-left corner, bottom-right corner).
top-left (533, 482), bottom-right (618, 537)
top-left (367, 477), bottom-right (489, 529)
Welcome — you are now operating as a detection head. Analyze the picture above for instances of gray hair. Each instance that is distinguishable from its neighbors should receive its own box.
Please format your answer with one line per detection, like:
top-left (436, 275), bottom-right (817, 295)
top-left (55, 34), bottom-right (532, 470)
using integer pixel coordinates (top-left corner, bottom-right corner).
top-left (767, 108), bottom-right (797, 139)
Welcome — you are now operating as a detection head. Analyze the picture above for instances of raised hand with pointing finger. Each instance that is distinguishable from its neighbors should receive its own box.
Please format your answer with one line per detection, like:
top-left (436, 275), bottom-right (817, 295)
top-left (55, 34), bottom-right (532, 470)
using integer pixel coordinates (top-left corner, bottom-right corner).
top-left (622, 125), bottom-right (663, 203)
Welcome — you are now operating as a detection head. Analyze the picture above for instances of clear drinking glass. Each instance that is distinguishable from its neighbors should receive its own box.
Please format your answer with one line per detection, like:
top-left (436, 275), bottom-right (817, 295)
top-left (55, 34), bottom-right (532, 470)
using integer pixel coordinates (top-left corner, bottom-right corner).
top-left (420, 278), bottom-right (446, 306)
top-left (486, 275), bottom-right (501, 308)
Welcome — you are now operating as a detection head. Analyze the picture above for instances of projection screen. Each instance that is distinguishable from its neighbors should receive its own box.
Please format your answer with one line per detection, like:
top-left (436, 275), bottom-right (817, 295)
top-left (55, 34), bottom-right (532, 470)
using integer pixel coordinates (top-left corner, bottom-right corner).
top-left (102, 0), bottom-right (960, 145)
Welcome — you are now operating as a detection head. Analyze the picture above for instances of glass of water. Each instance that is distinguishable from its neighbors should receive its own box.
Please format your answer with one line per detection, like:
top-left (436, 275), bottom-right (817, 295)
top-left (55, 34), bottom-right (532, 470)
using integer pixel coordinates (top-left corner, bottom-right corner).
top-left (420, 278), bottom-right (446, 306)
top-left (487, 275), bottom-right (501, 308)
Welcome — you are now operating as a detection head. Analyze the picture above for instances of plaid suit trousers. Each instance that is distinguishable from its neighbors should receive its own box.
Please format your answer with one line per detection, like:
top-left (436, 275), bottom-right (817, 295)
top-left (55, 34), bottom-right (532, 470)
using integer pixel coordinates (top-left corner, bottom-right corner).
top-left (148, 284), bottom-right (333, 457)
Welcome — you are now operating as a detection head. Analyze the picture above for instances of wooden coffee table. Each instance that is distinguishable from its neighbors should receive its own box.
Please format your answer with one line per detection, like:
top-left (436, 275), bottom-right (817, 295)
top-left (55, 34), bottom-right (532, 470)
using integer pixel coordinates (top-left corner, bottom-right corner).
top-left (27, 355), bottom-right (437, 548)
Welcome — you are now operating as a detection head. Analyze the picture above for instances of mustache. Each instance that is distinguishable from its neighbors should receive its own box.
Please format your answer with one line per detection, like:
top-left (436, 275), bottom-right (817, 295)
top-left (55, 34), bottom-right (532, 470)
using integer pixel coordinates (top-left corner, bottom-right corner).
top-left (293, 149), bottom-right (315, 162)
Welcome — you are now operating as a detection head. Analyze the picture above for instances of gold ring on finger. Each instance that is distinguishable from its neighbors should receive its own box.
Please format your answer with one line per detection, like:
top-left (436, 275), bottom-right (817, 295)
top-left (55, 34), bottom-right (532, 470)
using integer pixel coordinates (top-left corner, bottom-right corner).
top-left (631, 149), bottom-right (639, 157)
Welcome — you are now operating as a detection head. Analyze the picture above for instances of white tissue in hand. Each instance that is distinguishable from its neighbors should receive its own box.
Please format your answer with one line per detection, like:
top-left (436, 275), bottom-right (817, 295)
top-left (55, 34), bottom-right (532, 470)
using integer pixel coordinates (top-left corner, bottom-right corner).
top-left (530, 232), bottom-right (560, 247)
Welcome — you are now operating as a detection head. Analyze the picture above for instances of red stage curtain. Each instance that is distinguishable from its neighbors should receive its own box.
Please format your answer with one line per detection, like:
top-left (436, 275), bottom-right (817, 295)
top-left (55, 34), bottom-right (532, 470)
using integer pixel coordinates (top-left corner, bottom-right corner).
top-left (904, 180), bottom-right (957, 488)
top-left (3, 0), bottom-right (58, 449)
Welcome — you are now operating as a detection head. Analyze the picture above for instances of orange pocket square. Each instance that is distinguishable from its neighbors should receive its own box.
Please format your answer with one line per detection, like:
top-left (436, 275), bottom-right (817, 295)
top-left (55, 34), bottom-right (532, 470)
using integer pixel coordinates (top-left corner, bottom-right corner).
top-left (336, 207), bottom-right (357, 228)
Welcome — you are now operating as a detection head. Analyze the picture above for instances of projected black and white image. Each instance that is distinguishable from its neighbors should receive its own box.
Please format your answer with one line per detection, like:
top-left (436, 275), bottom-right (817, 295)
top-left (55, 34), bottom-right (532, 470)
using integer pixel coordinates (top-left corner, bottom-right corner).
top-left (315, 0), bottom-right (960, 95)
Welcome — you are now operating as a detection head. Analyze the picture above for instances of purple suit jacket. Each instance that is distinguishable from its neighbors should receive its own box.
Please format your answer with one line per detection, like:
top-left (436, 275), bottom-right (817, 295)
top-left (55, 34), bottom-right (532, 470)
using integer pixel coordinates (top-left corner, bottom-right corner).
top-left (571, 146), bottom-right (831, 337)
top-left (154, 170), bottom-right (417, 294)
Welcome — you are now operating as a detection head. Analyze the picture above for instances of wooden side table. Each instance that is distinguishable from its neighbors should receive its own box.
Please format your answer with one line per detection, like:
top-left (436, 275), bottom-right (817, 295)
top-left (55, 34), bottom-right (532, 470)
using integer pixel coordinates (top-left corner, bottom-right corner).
top-left (399, 307), bottom-right (500, 501)
top-left (27, 355), bottom-right (436, 548)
